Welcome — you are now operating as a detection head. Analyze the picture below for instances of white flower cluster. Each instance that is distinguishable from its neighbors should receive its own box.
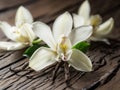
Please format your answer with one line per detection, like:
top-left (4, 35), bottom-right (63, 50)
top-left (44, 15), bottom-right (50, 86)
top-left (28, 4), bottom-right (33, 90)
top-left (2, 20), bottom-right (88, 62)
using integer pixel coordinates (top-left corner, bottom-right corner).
top-left (0, 0), bottom-right (114, 72)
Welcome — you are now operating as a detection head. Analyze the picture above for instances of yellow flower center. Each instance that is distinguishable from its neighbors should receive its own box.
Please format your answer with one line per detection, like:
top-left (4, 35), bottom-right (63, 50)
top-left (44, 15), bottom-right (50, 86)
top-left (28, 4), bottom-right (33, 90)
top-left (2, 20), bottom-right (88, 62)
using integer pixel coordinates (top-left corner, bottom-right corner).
top-left (59, 37), bottom-right (68, 55)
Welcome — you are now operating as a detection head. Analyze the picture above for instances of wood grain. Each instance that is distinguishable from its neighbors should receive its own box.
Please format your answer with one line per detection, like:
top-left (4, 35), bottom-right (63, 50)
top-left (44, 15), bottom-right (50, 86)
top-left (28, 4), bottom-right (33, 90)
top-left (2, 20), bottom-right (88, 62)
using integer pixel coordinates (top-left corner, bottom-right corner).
top-left (0, 0), bottom-right (120, 90)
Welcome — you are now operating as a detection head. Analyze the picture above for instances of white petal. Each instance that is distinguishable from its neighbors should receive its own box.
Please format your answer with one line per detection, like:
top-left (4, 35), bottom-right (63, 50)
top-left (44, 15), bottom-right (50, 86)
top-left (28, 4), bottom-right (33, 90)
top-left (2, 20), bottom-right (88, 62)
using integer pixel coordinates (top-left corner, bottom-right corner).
top-left (15, 6), bottom-right (33, 27)
top-left (21, 23), bottom-right (36, 44)
top-left (53, 12), bottom-right (73, 42)
top-left (89, 36), bottom-right (110, 44)
top-left (0, 22), bottom-right (19, 41)
top-left (29, 47), bottom-right (57, 71)
top-left (68, 49), bottom-right (92, 72)
top-left (73, 13), bottom-right (85, 28)
top-left (33, 22), bottom-right (56, 50)
top-left (78, 0), bottom-right (90, 21)
top-left (95, 18), bottom-right (114, 37)
top-left (69, 26), bottom-right (93, 45)
top-left (0, 41), bottom-right (26, 50)
top-left (88, 14), bottom-right (102, 26)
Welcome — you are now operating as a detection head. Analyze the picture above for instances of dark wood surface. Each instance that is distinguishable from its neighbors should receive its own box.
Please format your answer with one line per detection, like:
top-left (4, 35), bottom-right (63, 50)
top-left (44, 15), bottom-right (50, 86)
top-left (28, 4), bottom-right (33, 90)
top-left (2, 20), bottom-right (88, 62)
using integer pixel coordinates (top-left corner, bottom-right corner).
top-left (0, 0), bottom-right (120, 90)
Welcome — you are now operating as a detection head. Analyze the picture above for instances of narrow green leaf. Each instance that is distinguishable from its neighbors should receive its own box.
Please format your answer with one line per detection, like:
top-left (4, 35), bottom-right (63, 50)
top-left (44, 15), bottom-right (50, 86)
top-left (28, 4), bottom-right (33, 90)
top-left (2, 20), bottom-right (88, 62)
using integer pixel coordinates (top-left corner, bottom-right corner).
top-left (23, 44), bottom-right (49, 58)
top-left (23, 44), bottom-right (41, 58)
top-left (72, 41), bottom-right (90, 53)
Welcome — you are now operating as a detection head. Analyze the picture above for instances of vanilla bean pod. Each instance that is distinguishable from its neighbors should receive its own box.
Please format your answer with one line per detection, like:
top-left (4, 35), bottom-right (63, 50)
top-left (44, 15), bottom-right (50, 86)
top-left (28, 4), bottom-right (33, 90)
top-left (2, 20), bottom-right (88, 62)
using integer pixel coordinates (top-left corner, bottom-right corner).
top-left (64, 62), bottom-right (70, 82)
top-left (52, 61), bottom-right (64, 82)
top-left (10, 62), bottom-right (29, 73)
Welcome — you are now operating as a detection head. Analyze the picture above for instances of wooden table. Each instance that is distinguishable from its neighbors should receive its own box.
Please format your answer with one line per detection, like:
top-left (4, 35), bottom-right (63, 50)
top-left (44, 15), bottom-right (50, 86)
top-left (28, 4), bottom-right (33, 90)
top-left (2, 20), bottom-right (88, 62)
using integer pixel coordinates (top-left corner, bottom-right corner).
top-left (0, 0), bottom-right (120, 90)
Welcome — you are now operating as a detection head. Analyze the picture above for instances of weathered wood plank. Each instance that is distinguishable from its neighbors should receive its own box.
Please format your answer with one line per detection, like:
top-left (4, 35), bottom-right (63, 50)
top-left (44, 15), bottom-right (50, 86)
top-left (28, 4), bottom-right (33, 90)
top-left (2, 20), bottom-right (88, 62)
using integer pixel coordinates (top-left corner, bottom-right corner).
top-left (0, 0), bottom-right (30, 10)
top-left (0, 0), bottom-right (81, 24)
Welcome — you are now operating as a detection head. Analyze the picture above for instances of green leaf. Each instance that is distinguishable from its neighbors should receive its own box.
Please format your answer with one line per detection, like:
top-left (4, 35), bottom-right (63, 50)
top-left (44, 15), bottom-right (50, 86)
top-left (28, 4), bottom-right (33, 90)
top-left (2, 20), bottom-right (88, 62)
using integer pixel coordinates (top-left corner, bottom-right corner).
top-left (32, 39), bottom-right (41, 45)
top-left (23, 44), bottom-right (49, 58)
top-left (72, 41), bottom-right (90, 53)
top-left (23, 44), bottom-right (41, 58)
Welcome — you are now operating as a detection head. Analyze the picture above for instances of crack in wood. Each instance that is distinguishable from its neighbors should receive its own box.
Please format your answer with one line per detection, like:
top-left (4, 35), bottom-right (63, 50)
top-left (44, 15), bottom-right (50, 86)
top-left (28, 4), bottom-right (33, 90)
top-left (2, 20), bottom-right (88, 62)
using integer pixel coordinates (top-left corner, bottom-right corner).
top-left (0, 57), bottom-right (25, 70)
top-left (0, 51), bottom-right (13, 60)
top-left (82, 62), bottom-right (120, 90)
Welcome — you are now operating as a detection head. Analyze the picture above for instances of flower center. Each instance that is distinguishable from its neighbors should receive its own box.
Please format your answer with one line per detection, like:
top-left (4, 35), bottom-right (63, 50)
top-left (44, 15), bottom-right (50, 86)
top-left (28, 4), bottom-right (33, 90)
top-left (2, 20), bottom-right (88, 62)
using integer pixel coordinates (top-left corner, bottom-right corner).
top-left (12, 27), bottom-right (30, 44)
top-left (59, 37), bottom-right (68, 55)
top-left (57, 36), bottom-right (71, 61)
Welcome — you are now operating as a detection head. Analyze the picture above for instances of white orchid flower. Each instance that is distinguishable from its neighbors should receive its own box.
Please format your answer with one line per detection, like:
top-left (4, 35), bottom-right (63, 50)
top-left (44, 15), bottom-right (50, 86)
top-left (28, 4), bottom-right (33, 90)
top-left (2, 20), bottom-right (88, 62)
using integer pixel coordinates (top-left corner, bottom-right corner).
top-left (0, 6), bottom-right (36, 51)
top-left (73, 0), bottom-right (114, 43)
top-left (29, 12), bottom-right (93, 72)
